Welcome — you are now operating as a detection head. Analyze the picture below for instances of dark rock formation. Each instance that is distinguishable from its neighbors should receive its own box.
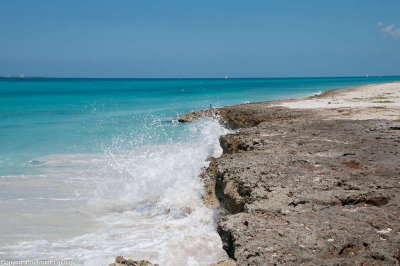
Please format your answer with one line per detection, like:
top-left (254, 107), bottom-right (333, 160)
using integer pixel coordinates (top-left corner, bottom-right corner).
top-left (178, 108), bottom-right (218, 123)
top-left (110, 256), bottom-right (158, 266)
top-left (178, 103), bottom-right (310, 129)
top-left (196, 104), bottom-right (400, 265)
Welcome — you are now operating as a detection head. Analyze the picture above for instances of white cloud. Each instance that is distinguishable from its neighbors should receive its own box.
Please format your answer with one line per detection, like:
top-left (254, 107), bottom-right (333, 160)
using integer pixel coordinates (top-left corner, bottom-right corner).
top-left (377, 21), bottom-right (400, 40)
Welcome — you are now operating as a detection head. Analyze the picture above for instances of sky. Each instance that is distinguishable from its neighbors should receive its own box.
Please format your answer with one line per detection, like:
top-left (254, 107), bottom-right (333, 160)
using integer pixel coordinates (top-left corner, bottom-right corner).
top-left (0, 0), bottom-right (399, 78)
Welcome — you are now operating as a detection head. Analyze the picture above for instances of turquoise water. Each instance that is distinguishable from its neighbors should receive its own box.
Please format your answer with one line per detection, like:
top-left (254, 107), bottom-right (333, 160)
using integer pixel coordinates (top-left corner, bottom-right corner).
top-left (1, 76), bottom-right (399, 174)
top-left (0, 76), bottom-right (399, 265)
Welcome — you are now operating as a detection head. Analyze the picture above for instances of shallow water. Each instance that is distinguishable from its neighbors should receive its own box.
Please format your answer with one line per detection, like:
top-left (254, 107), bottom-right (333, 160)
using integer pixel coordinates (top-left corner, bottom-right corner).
top-left (0, 120), bottom-right (230, 265)
top-left (0, 77), bottom-right (399, 265)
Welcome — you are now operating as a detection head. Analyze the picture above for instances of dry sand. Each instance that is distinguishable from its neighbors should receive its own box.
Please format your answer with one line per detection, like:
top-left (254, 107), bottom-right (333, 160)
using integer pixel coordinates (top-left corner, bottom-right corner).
top-left (276, 82), bottom-right (400, 121)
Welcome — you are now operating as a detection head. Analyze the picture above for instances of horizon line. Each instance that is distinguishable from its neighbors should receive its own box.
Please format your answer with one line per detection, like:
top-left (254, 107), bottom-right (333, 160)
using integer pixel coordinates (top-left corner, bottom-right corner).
top-left (1, 75), bottom-right (400, 79)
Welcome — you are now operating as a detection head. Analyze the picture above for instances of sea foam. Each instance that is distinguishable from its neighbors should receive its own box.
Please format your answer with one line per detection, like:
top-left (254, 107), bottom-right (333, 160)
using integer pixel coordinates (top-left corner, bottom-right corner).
top-left (0, 119), bottom-right (230, 265)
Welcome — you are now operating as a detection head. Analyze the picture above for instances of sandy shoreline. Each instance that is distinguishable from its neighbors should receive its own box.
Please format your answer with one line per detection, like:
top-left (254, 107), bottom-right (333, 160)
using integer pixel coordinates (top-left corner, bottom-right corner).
top-left (179, 81), bottom-right (400, 124)
top-left (276, 81), bottom-right (400, 121)
top-left (178, 81), bottom-right (400, 265)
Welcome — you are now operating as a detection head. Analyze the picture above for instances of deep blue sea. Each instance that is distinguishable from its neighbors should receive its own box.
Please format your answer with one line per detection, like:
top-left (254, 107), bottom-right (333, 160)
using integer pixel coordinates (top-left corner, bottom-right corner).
top-left (0, 76), bottom-right (399, 265)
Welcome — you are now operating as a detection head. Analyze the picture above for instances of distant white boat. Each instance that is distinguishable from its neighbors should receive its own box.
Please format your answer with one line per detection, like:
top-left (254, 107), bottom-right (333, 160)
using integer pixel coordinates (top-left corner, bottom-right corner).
top-left (225, 75), bottom-right (228, 79)
top-left (365, 74), bottom-right (369, 78)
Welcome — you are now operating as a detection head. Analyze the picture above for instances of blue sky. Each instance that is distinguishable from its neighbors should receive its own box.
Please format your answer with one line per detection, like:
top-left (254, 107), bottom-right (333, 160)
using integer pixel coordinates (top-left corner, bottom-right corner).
top-left (0, 0), bottom-right (399, 78)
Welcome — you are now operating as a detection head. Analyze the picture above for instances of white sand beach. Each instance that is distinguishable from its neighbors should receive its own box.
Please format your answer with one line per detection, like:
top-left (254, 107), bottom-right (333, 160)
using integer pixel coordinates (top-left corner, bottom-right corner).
top-left (276, 82), bottom-right (400, 120)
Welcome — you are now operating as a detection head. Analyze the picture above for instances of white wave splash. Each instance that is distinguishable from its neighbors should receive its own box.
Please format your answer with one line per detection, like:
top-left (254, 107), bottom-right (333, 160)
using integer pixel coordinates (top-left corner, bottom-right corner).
top-left (0, 119), bottom-right (230, 265)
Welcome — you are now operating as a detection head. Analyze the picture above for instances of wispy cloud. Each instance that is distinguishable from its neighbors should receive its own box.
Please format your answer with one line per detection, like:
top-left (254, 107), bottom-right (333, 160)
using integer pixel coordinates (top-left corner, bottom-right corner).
top-left (377, 22), bottom-right (400, 40)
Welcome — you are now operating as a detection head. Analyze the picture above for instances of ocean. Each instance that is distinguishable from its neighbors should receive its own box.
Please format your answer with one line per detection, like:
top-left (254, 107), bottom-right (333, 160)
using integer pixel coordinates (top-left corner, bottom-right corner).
top-left (0, 76), bottom-right (399, 265)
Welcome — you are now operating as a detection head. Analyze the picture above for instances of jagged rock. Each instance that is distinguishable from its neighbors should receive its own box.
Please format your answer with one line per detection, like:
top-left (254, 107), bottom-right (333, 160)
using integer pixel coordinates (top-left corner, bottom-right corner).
top-left (193, 104), bottom-right (400, 265)
top-left (200, 157), bottom-right (220, 208)
top-left (178, 108), bottom-right (218, 122)
top-left (178, 104), bottom-right (310, 129)
top-left (115, 256), bottom-right (126, 264)
top-left (111, 256), bottom-right (158, 266)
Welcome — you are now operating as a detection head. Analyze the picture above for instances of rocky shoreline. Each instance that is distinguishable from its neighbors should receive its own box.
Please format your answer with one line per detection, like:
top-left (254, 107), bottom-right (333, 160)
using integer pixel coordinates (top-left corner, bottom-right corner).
top-left (111, 82), bottom-right (400, 265)
top-left (183, 82), bottom-right (400, 265)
